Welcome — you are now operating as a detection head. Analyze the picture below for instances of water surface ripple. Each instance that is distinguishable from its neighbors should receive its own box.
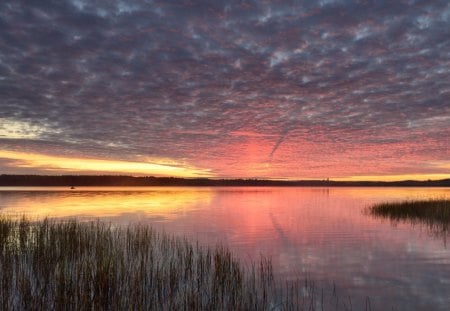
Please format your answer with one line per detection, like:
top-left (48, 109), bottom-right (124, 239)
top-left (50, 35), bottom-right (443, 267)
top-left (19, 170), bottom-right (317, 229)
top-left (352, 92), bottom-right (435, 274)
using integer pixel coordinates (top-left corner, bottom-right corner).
top-left (1, 186), bottom-right (449, 310)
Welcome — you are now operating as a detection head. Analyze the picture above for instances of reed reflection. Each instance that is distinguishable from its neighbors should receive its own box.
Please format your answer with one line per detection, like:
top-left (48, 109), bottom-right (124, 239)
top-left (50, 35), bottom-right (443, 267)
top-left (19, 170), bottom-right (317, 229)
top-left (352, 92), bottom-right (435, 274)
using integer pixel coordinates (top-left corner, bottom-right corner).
top-left (1, 187), bottom-right (450, 310)
top-left (368, 199), bottom-right (450, 241)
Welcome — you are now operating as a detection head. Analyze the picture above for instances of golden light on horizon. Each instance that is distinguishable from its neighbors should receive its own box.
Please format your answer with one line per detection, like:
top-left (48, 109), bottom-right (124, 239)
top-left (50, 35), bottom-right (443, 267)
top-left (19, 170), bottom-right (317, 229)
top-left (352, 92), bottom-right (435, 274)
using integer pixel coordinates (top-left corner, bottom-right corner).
top-left (332, 173), bottom-right (450, 182)
top-left (1, 149), bottom-right (449, 181)
top-left (0, 149), bottom-right (213, 178)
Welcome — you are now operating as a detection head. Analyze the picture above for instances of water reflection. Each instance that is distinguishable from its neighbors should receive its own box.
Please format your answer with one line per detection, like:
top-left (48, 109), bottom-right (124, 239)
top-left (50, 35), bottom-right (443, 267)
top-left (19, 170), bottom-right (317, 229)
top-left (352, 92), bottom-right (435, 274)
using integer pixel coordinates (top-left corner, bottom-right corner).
top-left (0, 187), bottom-right (213, 223)
top-left (0, 187), bottom-right (450, 310)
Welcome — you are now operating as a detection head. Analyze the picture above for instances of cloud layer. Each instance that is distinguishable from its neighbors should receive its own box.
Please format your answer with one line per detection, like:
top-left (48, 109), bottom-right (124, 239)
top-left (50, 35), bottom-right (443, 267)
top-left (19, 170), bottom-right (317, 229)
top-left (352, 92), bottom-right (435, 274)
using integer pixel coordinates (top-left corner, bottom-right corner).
top-left (0, 0), bottom-right (449, 178)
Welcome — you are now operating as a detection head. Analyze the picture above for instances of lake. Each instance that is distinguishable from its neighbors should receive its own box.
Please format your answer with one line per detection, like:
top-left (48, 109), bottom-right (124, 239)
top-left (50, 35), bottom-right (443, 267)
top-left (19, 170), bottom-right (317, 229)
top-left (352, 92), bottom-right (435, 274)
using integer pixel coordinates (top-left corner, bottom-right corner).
top-left (1, 186), bottom-right (449, 310)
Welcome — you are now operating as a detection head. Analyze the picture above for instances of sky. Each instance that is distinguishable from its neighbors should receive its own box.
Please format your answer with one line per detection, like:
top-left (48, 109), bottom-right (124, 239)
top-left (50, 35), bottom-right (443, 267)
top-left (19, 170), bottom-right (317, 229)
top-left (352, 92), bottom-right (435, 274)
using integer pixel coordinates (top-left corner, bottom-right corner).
top-left (0, 0), bottom-right (449, 180)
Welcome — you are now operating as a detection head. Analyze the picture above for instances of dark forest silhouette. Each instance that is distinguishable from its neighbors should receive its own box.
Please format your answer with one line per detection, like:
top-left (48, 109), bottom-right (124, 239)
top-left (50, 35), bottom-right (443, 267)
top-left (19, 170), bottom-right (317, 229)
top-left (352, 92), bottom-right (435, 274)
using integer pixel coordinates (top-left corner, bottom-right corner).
top-left (0, 175), bottom-right (449, 187)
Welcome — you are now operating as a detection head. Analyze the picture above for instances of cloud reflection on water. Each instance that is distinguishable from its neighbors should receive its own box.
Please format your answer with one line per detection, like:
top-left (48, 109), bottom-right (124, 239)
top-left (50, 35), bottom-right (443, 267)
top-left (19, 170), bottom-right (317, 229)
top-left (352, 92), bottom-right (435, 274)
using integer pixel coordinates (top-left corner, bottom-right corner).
top-left (0, 187), bottom-right (450, 310)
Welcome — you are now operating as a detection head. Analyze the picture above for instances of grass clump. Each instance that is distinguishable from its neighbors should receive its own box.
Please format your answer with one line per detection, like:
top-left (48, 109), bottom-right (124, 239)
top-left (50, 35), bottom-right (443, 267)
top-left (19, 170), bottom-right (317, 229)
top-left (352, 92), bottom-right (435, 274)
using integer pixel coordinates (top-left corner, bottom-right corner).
top-left (0, 217), bottom-right (325, 310)
top-left (369, 199), bottom-right (450, 236)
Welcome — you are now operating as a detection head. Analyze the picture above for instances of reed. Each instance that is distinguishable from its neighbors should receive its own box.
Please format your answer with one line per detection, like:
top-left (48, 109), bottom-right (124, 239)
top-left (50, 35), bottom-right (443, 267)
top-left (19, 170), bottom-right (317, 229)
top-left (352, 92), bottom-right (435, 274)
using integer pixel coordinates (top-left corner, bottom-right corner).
top-left (369, 199), bottom-right (450, 236)
top-left (0, 216), bottom-right (332, 310)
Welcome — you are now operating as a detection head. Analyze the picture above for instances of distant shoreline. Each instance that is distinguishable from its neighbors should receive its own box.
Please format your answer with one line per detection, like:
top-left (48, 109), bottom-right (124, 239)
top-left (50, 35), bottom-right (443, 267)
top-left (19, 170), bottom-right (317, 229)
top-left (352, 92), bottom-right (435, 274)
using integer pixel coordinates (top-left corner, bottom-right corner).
top-left (1, 174), bottom-right (449, 187)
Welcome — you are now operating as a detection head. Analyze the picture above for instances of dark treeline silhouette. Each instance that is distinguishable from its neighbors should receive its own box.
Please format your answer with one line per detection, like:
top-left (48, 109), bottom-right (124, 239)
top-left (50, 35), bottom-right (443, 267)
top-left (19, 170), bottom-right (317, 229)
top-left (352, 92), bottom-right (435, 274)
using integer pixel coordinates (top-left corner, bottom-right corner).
top-left (0, 174), bottom-right (449, 187)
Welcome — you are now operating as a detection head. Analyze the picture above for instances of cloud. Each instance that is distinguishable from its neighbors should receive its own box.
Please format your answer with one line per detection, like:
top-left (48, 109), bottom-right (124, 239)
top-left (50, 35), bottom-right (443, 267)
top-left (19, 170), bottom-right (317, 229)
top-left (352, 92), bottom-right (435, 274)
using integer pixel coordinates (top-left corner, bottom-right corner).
top-left (0, 0), bottom-right (449, 178)
top-left (0, 118), bottom-right (59, 139)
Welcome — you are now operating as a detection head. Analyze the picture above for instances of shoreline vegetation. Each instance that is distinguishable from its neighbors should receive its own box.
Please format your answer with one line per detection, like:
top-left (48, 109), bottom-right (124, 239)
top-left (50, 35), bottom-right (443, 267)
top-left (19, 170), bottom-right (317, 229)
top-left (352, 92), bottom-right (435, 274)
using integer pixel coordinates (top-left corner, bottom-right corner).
top-left (0, 217), bottom-right (357, 310)
top-left (1, 174), bottom-right (449, 187)
top-left (369, 199), bottom-right (450, 237)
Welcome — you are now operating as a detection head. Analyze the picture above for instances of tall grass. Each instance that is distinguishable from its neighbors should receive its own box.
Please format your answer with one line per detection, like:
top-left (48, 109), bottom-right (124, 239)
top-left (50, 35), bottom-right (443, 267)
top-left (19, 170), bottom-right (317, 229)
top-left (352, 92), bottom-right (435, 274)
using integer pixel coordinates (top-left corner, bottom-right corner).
top-left (369, 199), bottom-right (450, 237)
top-left (0, 217), bottom-right (344, 310)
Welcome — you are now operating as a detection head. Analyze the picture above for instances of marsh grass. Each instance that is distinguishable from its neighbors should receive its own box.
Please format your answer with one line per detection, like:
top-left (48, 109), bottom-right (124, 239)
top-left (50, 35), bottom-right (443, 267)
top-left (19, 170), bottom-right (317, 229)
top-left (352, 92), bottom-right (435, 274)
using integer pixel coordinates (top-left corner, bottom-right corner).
top-left (0, 216), bottom-right (356, 310)
top-left (369, 199), bottom-right (450, 238)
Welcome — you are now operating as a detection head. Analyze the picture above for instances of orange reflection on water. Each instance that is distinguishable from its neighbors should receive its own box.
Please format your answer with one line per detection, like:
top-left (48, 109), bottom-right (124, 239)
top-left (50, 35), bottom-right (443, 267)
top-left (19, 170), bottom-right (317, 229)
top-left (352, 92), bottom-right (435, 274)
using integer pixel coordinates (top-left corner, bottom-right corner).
top-left (1, 186), bottom-right (450, 310)
top-left (0, 187), bottom-right (214, 221)
top-left (334, 174), bottom-right (450, 182)
top-left (334, 187), bottom-right (450, 201)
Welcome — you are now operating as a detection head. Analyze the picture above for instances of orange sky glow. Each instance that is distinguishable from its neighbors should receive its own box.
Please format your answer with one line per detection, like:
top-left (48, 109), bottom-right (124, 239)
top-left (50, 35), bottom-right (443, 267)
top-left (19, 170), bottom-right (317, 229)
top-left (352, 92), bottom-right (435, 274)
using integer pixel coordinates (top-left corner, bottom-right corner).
top-left (1, 148), bottom-right (448, 181)
top-left (0, 1), bottom-right (449, 182)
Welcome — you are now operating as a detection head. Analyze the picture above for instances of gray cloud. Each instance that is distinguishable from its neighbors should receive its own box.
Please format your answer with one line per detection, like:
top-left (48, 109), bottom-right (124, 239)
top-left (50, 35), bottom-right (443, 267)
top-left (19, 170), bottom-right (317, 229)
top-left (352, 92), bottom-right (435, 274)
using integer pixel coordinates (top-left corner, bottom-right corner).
top-left (0, 0), bottom-right (449, 177)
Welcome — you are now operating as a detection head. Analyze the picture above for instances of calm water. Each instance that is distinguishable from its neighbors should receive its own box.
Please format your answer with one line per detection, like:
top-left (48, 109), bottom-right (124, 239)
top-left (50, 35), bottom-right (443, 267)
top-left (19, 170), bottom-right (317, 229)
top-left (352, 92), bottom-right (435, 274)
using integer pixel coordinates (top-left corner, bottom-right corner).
top-left (1, 186), bottom-right (450, 310)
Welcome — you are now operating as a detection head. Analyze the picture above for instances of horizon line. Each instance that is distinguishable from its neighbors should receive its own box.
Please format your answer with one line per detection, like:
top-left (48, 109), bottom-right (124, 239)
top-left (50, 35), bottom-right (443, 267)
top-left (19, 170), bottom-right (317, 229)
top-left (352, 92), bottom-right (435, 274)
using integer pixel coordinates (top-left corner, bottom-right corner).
top-left (1, 174), bottom-right (449, 184)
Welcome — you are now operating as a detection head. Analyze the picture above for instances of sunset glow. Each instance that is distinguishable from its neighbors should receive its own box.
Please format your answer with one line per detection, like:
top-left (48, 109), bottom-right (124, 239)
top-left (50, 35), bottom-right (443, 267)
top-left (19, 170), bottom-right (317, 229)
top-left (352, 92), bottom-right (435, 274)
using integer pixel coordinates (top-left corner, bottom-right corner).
top-left (0, 150), bottom-right (212, 178)
top-left (0, 1), bottom-right (449, 180)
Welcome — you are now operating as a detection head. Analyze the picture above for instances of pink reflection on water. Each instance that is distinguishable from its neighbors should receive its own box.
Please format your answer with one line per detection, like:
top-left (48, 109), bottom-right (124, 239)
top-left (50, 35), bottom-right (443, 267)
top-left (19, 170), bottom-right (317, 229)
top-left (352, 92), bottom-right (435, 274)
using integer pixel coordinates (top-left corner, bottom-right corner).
top-left (1, 187), bottom-right (450, 310)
